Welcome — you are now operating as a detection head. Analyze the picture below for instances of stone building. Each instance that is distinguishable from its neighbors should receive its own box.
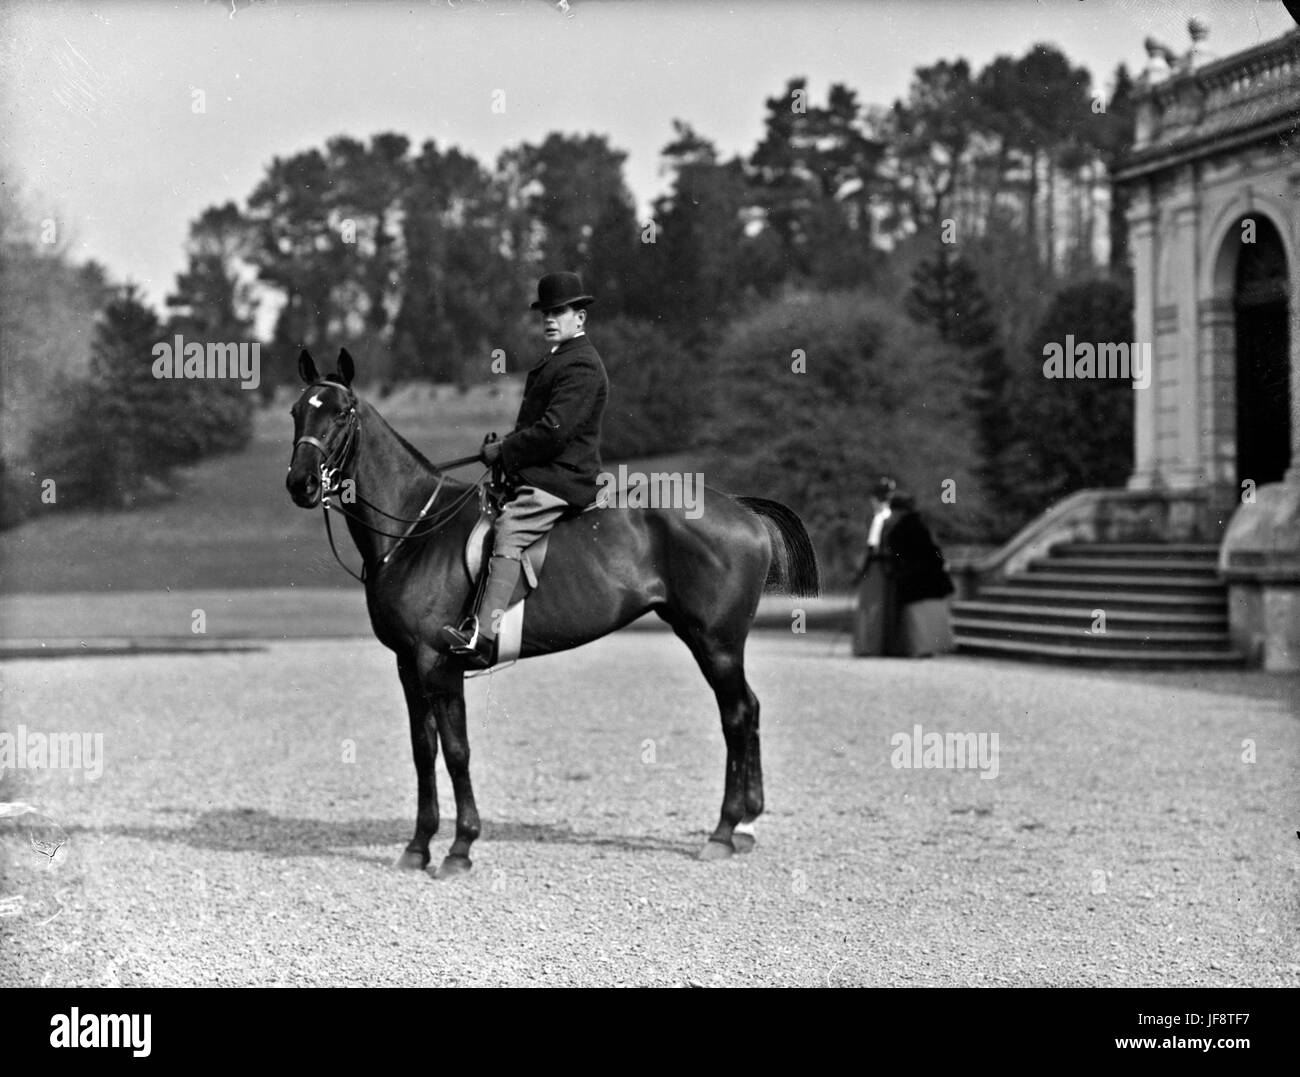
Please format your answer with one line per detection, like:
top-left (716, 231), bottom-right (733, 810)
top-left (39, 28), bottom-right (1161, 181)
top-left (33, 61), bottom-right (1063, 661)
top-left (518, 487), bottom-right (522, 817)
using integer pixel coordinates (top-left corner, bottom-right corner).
top-left (1116, 28), bottom-right (1299, 669)
top-left (951, 27), bottom-right (1299, 670)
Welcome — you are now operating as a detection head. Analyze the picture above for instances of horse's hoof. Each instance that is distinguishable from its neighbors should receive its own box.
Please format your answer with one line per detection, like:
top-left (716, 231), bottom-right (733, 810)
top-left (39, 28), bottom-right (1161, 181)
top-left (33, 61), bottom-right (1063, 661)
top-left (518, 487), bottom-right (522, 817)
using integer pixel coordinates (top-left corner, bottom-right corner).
top-left (698, 840), bottom-right (734, 862)
top-left (432, 855), bottom-right (473, 880)
top-left (732, 832), bottom-right (756, 854)
top-left (395, 849), bottom-right (429, 871)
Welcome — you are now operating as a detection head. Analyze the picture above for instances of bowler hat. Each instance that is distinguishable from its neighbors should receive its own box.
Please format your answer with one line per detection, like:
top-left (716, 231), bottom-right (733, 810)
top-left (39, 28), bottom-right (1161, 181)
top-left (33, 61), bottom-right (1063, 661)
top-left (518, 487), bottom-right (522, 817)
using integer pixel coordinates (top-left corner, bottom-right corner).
top-left (530, 271), bottom-right (595, 311)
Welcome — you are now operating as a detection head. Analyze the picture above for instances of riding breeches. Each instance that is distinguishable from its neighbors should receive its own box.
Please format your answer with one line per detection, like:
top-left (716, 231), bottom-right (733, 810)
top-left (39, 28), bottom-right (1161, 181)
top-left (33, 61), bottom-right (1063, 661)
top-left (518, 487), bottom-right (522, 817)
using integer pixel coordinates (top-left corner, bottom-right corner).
top-left (492, 485), bottom-right (570, 559)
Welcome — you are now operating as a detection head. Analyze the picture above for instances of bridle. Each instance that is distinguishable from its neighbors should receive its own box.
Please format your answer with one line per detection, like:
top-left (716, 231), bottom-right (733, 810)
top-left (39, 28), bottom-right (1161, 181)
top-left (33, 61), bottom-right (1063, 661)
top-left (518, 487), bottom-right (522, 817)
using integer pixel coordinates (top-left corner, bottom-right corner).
top-left (291, 382), bottom-right (490, 583)
top-left (293, 383), bottom-right (361, 499)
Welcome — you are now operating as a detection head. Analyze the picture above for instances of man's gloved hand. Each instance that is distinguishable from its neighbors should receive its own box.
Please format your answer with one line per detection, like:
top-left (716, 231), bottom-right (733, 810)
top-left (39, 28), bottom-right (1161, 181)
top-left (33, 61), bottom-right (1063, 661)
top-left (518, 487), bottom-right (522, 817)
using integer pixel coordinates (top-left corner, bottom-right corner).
top-left (480, 434), bottom-right (503, 466)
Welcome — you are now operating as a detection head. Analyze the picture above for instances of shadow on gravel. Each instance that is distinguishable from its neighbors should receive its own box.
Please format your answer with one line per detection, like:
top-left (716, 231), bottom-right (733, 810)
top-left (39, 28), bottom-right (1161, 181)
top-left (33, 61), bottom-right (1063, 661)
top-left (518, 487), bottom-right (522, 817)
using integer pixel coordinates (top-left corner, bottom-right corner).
top-left (1045, 666), bottom-right (1300, 705)
top-left (73, 808), bottom-right (699, 861)
top-left (481, 819), bottom-right (698, 859)
top-left (952, 657), bottom-right (1300, 705)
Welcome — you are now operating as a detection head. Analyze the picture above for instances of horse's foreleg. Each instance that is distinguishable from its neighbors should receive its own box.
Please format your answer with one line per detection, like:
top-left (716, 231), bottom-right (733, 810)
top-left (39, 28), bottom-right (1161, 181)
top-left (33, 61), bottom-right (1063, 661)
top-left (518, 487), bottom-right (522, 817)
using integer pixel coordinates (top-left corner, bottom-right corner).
top-left (427, 667), bottom-right (480, 879)
top-left (396, 654), bottom-right (439, 871)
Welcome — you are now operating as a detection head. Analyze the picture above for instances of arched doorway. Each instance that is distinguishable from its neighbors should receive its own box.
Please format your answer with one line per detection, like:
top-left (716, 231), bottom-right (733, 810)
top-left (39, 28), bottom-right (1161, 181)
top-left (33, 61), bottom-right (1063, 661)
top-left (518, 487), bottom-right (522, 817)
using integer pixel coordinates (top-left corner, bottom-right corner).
top-left (1234, 216), bottom-right (1291, 487)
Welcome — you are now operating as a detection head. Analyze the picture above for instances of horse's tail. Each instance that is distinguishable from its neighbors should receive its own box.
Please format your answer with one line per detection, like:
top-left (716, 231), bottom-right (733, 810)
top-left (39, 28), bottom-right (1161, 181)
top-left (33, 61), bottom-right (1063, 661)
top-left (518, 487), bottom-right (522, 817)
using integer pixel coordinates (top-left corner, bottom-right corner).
top-left (736, 496), bottom-right (821, 598)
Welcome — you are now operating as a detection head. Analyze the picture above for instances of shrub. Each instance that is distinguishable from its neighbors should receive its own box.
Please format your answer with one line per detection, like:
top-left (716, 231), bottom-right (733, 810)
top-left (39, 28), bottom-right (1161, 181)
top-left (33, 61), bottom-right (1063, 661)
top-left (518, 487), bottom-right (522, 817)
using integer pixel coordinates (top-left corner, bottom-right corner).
top-left (697, 289), bottom-right (992, 586)
top-left (999, 277), bottom-right (1135, 529)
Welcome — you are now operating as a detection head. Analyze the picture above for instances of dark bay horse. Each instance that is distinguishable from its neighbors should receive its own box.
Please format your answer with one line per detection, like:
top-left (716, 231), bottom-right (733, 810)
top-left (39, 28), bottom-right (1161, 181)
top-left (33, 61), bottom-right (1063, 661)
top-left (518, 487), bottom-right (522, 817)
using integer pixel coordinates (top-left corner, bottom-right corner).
top-left (285, 349), bottom-right (819, 878)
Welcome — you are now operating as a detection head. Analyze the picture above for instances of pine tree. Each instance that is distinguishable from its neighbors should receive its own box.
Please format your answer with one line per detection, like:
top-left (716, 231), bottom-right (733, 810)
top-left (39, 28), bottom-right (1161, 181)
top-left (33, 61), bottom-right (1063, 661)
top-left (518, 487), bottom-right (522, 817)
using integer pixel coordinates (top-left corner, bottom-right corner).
top-left (91, 285), bottom-right (172, 503)
top-left (749, 79), bottom-right (880, 285)
top-left (166, 202), bottom-right (257, 446)
top-left (905, 245), bottom-right (1011, 501)
top-left (1003, 278), bottom-right (1135, 524)
top-left (39, 283), bottom-right (203, 508)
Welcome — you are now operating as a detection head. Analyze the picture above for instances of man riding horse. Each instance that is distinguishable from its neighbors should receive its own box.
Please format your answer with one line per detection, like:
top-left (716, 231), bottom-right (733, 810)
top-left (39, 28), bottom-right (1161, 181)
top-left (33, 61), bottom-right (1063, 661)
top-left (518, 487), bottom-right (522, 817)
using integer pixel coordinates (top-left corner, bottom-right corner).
top-left (438, 271), bottom-right (609, 668)
top-left (287, 300), bottom-right (818, 868)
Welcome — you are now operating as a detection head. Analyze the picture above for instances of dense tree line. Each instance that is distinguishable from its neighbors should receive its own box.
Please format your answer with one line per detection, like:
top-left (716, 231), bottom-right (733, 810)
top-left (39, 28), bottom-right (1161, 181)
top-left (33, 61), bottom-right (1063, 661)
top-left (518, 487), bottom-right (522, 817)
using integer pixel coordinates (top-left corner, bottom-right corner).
top-left (1, 185), bottom-right (254, 522)
top-left (1, 42), bottom-right (1138, 548)
top-left (171, 42), bottom-right (1136, 396)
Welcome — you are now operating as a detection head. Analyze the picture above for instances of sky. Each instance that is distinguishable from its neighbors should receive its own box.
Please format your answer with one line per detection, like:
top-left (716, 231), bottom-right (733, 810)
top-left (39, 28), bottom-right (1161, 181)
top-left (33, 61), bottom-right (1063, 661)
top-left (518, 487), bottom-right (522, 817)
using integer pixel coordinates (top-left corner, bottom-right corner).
top-left (0, 0), bottom-right (1294, 309)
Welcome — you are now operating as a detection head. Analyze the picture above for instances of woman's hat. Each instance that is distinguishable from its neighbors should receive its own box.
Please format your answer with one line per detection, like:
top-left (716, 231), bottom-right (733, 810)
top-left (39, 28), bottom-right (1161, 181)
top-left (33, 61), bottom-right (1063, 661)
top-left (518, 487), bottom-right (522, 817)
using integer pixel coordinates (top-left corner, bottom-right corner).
top-left (530, 271), bottom-right (595, 311)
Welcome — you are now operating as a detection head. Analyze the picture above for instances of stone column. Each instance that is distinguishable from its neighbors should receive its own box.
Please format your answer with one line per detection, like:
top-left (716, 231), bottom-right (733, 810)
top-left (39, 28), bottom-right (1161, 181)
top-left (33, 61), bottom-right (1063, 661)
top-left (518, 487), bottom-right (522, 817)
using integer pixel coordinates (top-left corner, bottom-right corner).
top-left (1168, 168), bottom-right (1204, 489)
top-left (1127, 187), bottom-right (1161, 491)
top-left (1198, 296), bottom-right (1237, 525)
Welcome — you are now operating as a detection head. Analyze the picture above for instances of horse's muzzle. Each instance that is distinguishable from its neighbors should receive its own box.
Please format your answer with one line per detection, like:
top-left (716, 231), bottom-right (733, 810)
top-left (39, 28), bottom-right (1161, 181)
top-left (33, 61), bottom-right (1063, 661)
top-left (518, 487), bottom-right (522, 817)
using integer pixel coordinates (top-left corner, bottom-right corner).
top-left (286, 446), bottom-right (322, 509)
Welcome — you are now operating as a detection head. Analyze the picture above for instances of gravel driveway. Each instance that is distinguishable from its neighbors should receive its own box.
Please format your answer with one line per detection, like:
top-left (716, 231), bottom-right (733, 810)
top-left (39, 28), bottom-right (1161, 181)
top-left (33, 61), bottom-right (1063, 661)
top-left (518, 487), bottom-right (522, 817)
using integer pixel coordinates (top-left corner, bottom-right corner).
top-left (1, 631), bottom-right (1296, 987)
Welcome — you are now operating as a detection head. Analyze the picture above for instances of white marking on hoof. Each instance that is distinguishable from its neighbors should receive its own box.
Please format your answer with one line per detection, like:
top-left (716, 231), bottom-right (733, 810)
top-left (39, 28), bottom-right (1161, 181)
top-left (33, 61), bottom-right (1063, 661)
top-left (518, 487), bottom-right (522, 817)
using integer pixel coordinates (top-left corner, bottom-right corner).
top-left (734, 821), bottom-right (756, 837)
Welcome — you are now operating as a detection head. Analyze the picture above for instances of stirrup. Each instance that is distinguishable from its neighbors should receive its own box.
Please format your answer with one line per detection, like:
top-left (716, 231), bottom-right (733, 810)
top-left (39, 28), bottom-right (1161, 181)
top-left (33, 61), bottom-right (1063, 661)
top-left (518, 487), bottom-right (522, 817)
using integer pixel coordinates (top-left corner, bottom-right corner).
top-left (452, 616), bottom-right (481, 652)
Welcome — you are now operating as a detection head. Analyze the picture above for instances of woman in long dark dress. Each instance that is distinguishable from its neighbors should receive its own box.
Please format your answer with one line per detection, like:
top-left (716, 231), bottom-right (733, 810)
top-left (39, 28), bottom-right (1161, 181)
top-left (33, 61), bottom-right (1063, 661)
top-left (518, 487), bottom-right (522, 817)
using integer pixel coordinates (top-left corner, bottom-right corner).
top-left (883, 492), bottom-right (955, 656)
top-left (851, 477), bottom-right (898, 655)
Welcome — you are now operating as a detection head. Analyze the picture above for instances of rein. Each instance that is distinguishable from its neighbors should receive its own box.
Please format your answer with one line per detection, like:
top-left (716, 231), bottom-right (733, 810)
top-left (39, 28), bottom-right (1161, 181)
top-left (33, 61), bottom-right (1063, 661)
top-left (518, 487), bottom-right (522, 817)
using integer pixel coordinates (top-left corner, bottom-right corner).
top-left (293, 384), bottom-right (490, 583)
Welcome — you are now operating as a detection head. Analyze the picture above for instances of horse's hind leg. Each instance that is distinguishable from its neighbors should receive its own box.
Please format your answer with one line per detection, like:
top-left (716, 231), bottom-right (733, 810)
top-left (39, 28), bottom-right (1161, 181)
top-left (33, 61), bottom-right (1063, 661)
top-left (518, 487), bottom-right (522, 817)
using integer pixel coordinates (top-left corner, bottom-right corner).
top-left (734, 682), bottom-right (763, 854)
top-left (395, 653), bottom-right (439, 870)
top-left (663, 615), bottom-right (761, 860)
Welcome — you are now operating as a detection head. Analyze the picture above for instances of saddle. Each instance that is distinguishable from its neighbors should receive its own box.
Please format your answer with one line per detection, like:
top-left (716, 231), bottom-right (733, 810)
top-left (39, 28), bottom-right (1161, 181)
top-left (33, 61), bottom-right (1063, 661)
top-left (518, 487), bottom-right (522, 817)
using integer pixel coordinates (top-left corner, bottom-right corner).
top-left (463, 512), bottom-right (550, 605)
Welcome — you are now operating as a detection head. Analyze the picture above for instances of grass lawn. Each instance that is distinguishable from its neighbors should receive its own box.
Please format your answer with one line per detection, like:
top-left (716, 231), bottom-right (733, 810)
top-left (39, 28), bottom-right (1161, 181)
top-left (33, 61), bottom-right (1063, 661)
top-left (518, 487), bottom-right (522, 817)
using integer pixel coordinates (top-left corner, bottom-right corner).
top-left (0, 381), bottom-right (698, 594)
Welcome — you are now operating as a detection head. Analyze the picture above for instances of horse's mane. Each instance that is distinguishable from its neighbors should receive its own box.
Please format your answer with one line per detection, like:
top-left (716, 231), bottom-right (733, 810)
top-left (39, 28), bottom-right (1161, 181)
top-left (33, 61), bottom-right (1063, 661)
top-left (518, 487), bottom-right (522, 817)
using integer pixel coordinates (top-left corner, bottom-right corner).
top-left (357, 394), bottom-right (454, 480)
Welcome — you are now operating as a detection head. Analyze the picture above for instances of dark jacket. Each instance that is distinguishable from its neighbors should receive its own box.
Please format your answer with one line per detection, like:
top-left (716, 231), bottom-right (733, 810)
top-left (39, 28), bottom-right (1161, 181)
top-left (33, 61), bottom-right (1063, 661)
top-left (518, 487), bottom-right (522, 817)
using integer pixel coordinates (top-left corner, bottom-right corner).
top-left (498, 334), bottom-right (608, 507)
top-left (885, 508), bottom-right (955, 606)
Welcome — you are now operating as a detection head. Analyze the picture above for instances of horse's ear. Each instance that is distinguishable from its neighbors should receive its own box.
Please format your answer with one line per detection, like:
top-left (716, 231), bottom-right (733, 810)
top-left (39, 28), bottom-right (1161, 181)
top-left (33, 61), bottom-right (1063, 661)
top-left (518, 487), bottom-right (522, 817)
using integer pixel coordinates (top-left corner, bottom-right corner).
top-left (337, 348), bottom-right (355, 387)
top-left (298, 350), bottom-right (319, 384)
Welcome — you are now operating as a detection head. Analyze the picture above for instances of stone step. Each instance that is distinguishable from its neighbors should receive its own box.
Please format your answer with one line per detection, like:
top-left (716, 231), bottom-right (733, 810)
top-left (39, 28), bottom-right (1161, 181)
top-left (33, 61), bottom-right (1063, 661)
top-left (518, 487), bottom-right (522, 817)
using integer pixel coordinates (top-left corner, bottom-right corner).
top-left (952, 635), bottom-right (1245, 666)
top-left (1031, 556), bottom-right (1221, 576)
top-left (952, 601), bottom-right (1228, 630)
top-left (1008, 571), bottom-right (1225, 592)
top-left (1050, 543), bottom-right (1220, 560)
top-left (951, 617), bottom-right (1233, 648)
top-left (976, 586), bottom-right (1227, 610)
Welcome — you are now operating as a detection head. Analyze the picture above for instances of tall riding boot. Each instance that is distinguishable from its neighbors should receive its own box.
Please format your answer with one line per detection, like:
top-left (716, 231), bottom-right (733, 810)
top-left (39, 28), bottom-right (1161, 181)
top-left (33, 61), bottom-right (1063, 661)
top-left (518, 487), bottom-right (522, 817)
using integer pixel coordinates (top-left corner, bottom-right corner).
top-left (438, 555), bottom-right (523, 668)
top-left (475, 555), bottom-right (523, 642)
